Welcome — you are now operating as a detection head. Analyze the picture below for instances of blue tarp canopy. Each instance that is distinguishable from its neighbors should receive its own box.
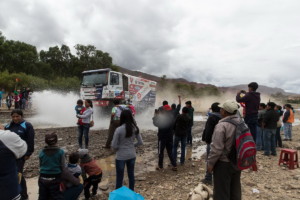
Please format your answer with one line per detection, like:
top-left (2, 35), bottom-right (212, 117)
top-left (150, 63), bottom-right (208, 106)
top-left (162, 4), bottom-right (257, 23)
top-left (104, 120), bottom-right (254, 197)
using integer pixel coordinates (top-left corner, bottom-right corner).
top-left (109, 186), bottom-right (145, 200)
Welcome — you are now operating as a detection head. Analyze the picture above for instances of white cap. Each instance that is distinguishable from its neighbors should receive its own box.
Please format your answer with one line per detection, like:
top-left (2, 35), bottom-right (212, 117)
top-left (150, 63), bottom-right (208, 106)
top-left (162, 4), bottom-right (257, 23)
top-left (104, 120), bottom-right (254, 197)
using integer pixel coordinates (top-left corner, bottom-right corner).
top-left (219, 100), bottom-right (239, 114)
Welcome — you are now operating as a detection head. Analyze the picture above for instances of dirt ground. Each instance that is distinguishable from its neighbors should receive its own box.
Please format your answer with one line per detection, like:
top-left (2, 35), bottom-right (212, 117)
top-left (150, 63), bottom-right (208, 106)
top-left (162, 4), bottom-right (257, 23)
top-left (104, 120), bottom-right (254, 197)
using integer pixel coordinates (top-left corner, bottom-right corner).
top-left (1, 109), bottom-right (300, 200)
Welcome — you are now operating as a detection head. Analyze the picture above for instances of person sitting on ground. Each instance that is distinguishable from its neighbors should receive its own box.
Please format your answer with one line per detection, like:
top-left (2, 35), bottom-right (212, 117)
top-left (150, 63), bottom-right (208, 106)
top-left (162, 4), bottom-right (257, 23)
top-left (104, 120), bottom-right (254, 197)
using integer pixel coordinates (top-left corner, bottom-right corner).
top-left (171, 95), bottom-right (182, 119)
top-left (257, 103), bottom-right (266, 151)
top-left (173, 106), bottom-right (191, 166)
top-left (184, 101), bottom-right (194, 145)
top-left (153, 106), bottom-right (177, 171)
top-left (207, 100), bottom-right (242, 200)
top-left (275, 105), bottom-right (283, 147)
top-left (262, 102), bottom-right (279, 156)
top-left (63, 152), bottom-right (83, 200)
top-left (201, 102), bottom-right (221, 185)
top-left (104, 100), bottom-right (126, 148)
top-left (79, 149), bottom-right (102, 199)
top-left (112, 109), bottom-right (143, 191)
top-left (0, 126), bottom-right (27, 200)
top-left (283, 104), bottom-right (294, 141)
top-left (38, 132), bottom-right (65, 200)
top-left (236, 82), bottom-right (261, 142)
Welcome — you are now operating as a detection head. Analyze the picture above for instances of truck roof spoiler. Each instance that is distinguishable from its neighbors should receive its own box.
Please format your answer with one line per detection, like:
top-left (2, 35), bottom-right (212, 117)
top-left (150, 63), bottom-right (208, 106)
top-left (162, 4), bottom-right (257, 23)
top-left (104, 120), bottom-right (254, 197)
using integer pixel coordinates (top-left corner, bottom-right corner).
top-left (82, 68), bottom-right (111, 74)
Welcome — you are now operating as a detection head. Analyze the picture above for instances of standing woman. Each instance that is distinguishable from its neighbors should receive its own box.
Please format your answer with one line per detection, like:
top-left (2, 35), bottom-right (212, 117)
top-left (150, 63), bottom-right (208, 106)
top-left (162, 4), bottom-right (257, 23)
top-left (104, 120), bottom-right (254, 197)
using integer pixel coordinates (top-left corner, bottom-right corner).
top-left (5, 109), bottom-right (35, 200)
top-left (111, 110), bottom-right (143, 191)
top-left (77, 99), bottom-right (93, 149)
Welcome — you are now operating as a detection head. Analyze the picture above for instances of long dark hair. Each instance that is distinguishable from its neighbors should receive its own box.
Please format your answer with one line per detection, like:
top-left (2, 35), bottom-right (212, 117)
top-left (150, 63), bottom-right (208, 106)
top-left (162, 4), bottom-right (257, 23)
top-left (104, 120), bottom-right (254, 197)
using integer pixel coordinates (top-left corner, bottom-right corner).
top-left (120, 110), bottom-right (139, 138)
top-left (86, 99), bottom-right (93, 108)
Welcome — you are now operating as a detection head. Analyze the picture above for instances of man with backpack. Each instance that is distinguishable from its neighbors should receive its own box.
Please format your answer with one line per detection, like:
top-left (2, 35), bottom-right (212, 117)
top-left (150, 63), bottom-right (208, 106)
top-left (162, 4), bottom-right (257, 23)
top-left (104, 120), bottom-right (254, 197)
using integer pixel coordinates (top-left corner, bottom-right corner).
top-left (104, 100), bottom-right (126, 148)
top-left (207, 100), bottom-right (247, 200)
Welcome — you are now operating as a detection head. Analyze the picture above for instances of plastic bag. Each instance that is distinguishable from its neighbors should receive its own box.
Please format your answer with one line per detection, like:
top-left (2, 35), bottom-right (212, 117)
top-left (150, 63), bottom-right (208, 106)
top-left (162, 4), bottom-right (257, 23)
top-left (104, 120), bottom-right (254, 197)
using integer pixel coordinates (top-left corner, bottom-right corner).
top-left (109, 186), bottom-right (144, 200)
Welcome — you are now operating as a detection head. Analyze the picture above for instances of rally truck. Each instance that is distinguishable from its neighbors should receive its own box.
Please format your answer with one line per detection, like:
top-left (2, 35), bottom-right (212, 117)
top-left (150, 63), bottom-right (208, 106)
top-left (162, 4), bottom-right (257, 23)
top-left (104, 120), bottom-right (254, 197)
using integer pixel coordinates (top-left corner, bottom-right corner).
top-left (80, 68), bottom-right (157, 111)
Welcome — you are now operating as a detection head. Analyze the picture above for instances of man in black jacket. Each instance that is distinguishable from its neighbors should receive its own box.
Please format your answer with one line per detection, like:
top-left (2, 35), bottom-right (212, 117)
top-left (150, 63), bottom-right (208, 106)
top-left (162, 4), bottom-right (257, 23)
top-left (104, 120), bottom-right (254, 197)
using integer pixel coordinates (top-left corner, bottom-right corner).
top-left (263, 102), bottom-right (279, 156)
top-left (201, 102), bottom-right (221, 185)
top-left (236, 82), bottom-right (261, 142)
top-left (173, 107), bottom-right (191, 166)
top-left (153, 108), bottom-right (177, 171)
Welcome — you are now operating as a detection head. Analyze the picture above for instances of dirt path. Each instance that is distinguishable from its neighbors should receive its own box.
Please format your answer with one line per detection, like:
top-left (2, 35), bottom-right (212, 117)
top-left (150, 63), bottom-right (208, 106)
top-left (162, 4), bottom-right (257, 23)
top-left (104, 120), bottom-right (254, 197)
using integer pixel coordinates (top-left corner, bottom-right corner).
top-left (2, 110), bottom-right (300, 200)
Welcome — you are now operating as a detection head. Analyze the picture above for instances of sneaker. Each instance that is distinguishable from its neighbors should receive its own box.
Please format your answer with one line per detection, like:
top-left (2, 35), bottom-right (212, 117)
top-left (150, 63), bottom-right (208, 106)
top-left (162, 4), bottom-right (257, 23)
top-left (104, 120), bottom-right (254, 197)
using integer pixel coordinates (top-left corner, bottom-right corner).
top-left (201, 178), bottom-right (212, 185)
top-left (172, 166), bottom-right (177, 171)
top-left (283, 139), bottom-right (288, 141)
top-left (103, 146), bottom-right (110, 149)
top-left (156, 166), bottom-right (163, 170)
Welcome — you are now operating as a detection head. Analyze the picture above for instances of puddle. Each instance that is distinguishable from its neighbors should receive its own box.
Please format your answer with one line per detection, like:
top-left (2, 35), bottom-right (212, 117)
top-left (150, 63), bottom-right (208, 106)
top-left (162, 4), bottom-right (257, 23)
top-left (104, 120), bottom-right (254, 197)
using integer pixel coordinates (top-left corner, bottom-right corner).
top-left (194, 115), bottom-right (207, 122)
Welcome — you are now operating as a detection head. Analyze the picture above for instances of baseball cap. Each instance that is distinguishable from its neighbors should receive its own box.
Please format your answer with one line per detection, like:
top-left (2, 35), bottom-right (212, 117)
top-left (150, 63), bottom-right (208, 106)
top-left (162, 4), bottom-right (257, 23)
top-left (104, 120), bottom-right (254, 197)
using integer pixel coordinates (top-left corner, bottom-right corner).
top-left (219, 100), bottom-right (239, 114)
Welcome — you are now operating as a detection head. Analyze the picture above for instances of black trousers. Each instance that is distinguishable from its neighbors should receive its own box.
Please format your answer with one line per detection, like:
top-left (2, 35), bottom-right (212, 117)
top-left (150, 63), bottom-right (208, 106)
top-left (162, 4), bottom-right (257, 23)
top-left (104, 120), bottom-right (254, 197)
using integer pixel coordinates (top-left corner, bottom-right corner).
top-left (213, 161), bottom-right (241, 200)
top-left (158, 137), bottom-right (176, 168)
top-left (105, 120), bottom-right (120, 147)
top-left (38, 177), bottom-right (63, 200)
top-left (84, 173), bottom-right (102, 199)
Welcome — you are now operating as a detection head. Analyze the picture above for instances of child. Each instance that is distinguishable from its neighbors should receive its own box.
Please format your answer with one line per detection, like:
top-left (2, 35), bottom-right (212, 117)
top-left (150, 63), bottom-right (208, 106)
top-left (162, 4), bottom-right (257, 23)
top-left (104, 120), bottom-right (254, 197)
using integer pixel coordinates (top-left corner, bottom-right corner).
top-left (75, 99), bottom-right (85, 115)
top-left (38, 132), bottom-right (65, 200)
top-left (79, 149), bottom-right (102, 199)
top-left (63, 152), bottom-right (83, 200)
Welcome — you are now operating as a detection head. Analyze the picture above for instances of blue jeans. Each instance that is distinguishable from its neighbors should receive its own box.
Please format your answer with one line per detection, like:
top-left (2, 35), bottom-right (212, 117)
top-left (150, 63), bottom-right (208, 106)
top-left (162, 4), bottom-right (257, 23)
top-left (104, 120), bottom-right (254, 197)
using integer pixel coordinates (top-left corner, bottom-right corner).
top-left (283, 123), bottom-right (292, 139)
top-left (116, 158), bottom-right (136, 191)
top-left (173, 136), bottom-right (187, 164)
top-left (263, 129), bottom-right (276, 155)
top-left (256, 126), bottom-right (264, 150)
top-left (78, 124), bottom-right (90, 148)
top-left (187, 126), bottom-right (193, 144)
top-left (244, 114), bottom-right (258, 142)
top-left (64, 184), bottom-right (83, 200)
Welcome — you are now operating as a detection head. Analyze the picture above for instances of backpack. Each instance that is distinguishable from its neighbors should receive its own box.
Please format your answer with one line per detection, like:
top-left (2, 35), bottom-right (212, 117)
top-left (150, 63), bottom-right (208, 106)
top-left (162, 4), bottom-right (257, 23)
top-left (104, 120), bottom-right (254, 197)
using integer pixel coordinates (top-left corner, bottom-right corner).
top-left (224, 119), bottom-right (256, 170)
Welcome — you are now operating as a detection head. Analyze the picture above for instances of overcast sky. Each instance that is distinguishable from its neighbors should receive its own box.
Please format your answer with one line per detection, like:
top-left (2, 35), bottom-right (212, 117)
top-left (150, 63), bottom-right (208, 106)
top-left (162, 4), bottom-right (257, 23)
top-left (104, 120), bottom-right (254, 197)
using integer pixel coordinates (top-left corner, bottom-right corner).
top-left (1, 0), bottom-right (300, 93)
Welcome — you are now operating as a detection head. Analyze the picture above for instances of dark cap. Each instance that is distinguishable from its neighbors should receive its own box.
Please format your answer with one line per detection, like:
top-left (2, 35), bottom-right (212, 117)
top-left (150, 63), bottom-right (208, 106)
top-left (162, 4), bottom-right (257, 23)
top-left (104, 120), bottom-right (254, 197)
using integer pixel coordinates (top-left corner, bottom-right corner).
top-left (45, 132), bottom-right (58, 145)
top-left (185, 101), bottom-right (192, 105)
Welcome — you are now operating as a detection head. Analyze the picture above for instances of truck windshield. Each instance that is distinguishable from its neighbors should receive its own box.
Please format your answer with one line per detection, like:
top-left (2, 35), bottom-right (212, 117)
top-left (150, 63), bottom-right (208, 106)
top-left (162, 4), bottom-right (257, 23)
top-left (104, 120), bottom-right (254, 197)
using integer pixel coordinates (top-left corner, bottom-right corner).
top-left (82, 72), bottom-right (108, 86)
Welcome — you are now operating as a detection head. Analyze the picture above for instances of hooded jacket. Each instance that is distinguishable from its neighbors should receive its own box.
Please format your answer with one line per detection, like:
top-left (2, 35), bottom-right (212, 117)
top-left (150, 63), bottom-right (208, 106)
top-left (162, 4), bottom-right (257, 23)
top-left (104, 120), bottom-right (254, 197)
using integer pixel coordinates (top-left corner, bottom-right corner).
top-left (236, 91), bottom-right (260, 116)
top-left (202, 112), bottom-right (222, 144)
top-left (208, 115), bottom-right (240, 168)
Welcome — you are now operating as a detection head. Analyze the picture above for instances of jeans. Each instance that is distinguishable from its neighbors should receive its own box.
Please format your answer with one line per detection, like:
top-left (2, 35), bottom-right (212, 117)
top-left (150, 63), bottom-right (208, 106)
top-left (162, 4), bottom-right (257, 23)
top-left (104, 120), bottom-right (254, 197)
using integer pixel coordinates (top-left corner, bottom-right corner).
top-left (64, 184), bottom-right (83, 200)
top-left (116, 158), bottom-right (136, 191)
top-left (187, 126), bottom-right (193, 144)
top-left (213, 161), bottom-right (241, 200)
top-left (283, 123), bottom-right (292, 139)
top-left (276, 127), bottom-right (282, 147)
top-left (78, 124), bottom-right (90, 149)
top-left (84, 174), bottom-right (102, 199)
top-left (158, 137), bottom-right (176, 168)
top-left (173, 136), bottom-right (187, 165)
top-left (263, 129), bottom-right (276, 155)
top-left (256, 126), bottom-right (264, 150)
top-left (205, 144), bottom-right (212, 180)
top-left (244, 114), bottom-right (258, 142)
top-left (38, 177), bottom-right (63, 200)
top-left (17, 158), bottom-right (28, 199)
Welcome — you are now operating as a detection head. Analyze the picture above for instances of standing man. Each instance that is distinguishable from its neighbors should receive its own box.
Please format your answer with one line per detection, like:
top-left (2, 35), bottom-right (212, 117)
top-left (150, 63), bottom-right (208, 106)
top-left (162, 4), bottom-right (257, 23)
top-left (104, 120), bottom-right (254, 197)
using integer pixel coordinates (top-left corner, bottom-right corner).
top-left (201, 102), bottom-right (222, 185)
top-left (262, 102), bottom-right (279, 156)
top-left (236, 82), bottom-right (260, 142)
top-left (171, 95), bottom-right (181, 119)
top-left (207, 100), bottom-right (241, 200)
top-left (256, 103), bottom-right (266, 151)
top-left (104, 100), bottom-right (125, 148)
top-left (185, 101), bottom-right (194, 145)
top-left (153, 106), bottom-right (177, 171)
top-left (283, 104), bottom-right (294, 141)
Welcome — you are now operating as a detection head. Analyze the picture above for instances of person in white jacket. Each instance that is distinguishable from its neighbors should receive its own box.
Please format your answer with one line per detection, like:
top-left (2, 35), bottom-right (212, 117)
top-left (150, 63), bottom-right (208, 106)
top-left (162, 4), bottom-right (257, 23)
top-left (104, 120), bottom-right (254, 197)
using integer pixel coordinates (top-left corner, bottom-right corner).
top-left (0, 125), bottom-right (27, 200)
top-left (76, 99), bottom-right (94, 149)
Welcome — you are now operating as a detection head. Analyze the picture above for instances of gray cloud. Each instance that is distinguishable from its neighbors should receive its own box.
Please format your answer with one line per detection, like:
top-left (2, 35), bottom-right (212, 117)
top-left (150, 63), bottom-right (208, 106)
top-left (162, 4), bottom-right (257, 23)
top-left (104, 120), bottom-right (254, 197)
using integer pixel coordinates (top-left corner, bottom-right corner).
top-left (1, 0), bottom-right (300, 93)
